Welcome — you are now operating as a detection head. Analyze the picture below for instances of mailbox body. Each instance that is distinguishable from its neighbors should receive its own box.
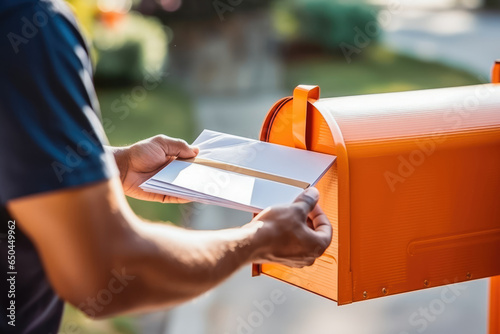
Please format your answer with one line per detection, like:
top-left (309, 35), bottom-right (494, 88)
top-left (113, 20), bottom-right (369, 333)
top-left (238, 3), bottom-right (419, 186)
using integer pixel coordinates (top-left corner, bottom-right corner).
top-left (256, 83), bottom-right (500, 305)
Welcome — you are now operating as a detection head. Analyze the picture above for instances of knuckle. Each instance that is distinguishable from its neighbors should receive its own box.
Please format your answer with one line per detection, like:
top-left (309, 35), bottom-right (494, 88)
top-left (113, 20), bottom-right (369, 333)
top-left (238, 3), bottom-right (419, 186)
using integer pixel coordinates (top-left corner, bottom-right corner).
top-left (291, 204), bottom-right (307, 219)
top-left (173, 138), bottom-right (189, 148)
top-left (152, 134), bottom-right (167, 143)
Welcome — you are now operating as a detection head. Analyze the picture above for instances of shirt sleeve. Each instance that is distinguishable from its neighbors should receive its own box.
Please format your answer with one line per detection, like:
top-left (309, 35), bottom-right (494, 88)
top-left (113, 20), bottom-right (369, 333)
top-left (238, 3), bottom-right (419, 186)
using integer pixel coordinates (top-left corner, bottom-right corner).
top-left (0, 1), bottom-right (118, 204)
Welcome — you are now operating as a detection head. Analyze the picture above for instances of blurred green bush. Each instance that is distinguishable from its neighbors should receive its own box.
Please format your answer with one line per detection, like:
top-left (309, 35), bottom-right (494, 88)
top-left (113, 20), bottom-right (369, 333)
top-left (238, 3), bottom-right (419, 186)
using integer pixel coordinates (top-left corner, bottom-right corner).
top-left (274, 0), bottom-right (378, 54)
top-left (93, 12), bottom-right (168, 85)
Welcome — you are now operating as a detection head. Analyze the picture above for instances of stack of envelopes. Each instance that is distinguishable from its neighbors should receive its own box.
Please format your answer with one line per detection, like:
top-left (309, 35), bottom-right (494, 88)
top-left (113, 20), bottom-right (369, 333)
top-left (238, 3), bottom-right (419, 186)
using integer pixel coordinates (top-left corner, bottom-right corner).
top-left (140, 130), bottom-right (336, 212)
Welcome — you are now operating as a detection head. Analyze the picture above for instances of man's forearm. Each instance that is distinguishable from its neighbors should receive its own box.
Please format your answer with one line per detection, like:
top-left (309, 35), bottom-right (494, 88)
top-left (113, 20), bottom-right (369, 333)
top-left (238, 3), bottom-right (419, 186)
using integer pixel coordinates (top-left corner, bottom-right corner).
top-left (98, 217), bottom-right (263, 317)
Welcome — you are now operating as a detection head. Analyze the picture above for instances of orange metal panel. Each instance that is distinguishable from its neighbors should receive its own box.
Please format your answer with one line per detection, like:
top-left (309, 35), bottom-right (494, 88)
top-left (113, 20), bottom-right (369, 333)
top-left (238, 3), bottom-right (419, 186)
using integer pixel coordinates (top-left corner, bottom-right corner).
top-left (490, 276), bottom-right (500, 334)
top-left (257, 76), bottom-right (500, 305)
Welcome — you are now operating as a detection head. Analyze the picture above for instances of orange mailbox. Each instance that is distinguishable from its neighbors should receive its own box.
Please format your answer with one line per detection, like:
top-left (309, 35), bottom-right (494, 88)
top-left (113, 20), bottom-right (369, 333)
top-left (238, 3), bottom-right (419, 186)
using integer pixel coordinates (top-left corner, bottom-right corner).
top-left (254, 62), bottom-right (500, 306)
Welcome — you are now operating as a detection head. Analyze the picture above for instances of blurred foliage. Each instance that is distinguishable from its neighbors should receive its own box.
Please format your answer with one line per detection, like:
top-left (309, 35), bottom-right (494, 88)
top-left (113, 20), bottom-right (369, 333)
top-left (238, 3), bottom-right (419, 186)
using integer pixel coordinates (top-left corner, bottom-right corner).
top-left (273, 0), bottom-right (378, 53)
top-left (93, 11), bottom-right (168, 84)
top-left (66, 0), bottom-right (168, 85)
top-left (138, 0), bottom-right (270, 22)
top-left (284, 46), bottom-right (483, 97)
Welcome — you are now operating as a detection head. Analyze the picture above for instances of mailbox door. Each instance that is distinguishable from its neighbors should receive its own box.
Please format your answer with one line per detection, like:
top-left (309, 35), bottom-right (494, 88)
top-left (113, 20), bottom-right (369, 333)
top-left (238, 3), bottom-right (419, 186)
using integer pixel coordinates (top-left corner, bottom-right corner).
top-left (258, 94), bottom-right (351, 303)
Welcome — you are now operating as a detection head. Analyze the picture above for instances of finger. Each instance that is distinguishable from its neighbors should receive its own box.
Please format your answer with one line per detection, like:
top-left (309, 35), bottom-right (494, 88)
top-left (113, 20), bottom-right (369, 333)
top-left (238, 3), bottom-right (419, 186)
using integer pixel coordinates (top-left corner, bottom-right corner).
top-left (308, 205), bottom-right (332, 249)
top-left (154, 135), bottom-right (199, 159)
top-left (292, 187), bottom-right (319, 216)
top-left (162, 196), bottom-right (192, 204)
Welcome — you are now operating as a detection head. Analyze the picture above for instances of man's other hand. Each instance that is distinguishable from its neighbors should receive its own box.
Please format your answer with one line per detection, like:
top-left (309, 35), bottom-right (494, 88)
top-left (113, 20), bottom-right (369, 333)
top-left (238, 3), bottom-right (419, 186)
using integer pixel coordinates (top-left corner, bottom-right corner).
top-left (245, 187), bottom-right (332, 268)
top-left (112, 135), bottom-right (199, 203)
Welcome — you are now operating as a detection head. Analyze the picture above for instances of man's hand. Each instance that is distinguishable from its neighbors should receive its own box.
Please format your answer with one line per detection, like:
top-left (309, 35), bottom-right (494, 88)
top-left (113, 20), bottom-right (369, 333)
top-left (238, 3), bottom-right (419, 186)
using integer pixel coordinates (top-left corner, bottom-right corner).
top-left (112, 135), bottom-right (199, 203)
top-left (245, 187), bottom-right (332, 268)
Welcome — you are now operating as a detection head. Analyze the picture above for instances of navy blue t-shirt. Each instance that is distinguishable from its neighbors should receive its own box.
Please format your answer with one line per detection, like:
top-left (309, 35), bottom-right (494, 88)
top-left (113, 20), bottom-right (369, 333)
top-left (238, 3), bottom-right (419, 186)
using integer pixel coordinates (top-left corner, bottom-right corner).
top-left (0, 0), bottom-right (117, 332)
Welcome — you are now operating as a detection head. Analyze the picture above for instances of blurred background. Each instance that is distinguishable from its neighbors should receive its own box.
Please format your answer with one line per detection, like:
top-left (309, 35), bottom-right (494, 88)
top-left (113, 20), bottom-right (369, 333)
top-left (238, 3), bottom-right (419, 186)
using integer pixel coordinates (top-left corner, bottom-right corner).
top-left (60, 0), bottom-right (500, 333)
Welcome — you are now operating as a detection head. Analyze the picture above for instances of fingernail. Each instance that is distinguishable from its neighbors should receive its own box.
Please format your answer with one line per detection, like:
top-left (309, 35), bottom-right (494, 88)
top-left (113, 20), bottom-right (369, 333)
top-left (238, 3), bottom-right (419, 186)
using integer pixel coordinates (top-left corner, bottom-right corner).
top-left (305, 187), bottom-right (319, 200)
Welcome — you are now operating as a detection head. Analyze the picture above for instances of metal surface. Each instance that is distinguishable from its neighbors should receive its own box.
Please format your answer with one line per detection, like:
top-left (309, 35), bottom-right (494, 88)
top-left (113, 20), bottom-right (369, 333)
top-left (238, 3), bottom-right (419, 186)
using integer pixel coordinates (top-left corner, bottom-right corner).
top-left (256, 63), bottom-right (500, 307)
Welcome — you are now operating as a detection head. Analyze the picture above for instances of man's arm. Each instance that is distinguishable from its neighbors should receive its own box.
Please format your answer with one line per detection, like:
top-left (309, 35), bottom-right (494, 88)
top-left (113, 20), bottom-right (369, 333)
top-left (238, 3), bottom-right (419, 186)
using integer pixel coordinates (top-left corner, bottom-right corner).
top-left (7, 177), bottom-right (331, 318)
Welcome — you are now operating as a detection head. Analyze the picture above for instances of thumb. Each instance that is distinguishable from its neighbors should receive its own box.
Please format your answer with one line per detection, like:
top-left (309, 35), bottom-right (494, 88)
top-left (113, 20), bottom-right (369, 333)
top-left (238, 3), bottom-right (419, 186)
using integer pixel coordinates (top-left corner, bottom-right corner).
top-left (155, 136), bottom-right (199, 158)
top-left (293, 187), bottom-right (320, 216)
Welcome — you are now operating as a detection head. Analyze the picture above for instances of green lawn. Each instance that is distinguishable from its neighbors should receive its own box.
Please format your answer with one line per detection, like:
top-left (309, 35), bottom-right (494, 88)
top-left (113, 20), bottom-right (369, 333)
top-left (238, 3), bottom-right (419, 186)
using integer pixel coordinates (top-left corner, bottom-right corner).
top-left (284, 46), bottom-right (482, 97)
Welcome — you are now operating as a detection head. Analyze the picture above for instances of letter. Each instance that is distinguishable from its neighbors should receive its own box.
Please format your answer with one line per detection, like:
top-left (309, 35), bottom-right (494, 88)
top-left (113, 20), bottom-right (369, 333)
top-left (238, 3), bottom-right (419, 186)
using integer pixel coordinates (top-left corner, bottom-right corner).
top-left (213, 0), bottom-right (234, 21)
top-left (384, 170), bottom-right (405, 192)
top-left (7, 33), bottom-right (29, 54)
top-left (8, 320), bottom-right (15, 326)
top-left (397, 155), bottom-right (415, 178)
top-left (204, 182), bottom-right (221, 197)
top-left (143, 73), bottom-right (161, 91)
top-left (447, 282), bottom-right (467, 297)
top-left (228, 0), bottom-right (243, 6)
top-left (78, 302), bottom-right (96, 318)
top-left (101, 117), bottom-right (116, 134)
top-left (475, 84), bottom-right (494, 99)
top-left (408, 149), bottom-right (425, 166)
top-left (21, 17), bottom-right (38, 38)
top-left (131, 86), bottom-right (147, 102)
top-left (253, 299), bottom-right (274, 318)
top-left (236, 316), bottom-right (253, 334)
top-left (418, 306), bottom-right (436, 322)
top-left (33, 11), bottom-right (49, 27)
top-left (440, 286), bottom-right (456, 304)
top-left (429, 129), bottom-right (447, 145)
top-left (210, 169), bottom-right (231, 188)
top-left (463, 95), bottom-right (479, 112)
top-left (415, 138), bottom-right (435, 156)
top-left (64, 146), bottom-right (82, 168)
top-left (52, 161), bottom-right (73, 183)
top-left (388, 0), bottom-right (402, 14)
top-left (81, 129), bottom-right (101, 147)
top-left (365, 21), bottom-right (381, 38)
top-left (120, 94), bottom-right (138, 109)
top-left (443, 108), bottom-right (462, 128)
top-left (77, 139), bottom-right (93, 156)
top-left (247, 311), bottom-right (264, 328)
top-left (408, 312), bottom-right (427, 333)
top-left (112, 268), bottom-right (135, 287)
top-left (86, 296), bottom-right (103, 312)
top-left (377, 9), bottom-right (392, 27)
top-left (429, 299), bottom-right (445, 316)
top-left (270, 289), bottom-right (286, 305)
top-left (97, 289), bottom-right (113, 305)
top-left (340, 42), bottom-right (362, 64)
top-left (108, 278), bottom-right (124, 294)
top-left (353, 26), bottom-right (371, 48)
top-left (61, 321), bottom-right (80, 334)
top-left (111, 99), bottom-right (130, 120)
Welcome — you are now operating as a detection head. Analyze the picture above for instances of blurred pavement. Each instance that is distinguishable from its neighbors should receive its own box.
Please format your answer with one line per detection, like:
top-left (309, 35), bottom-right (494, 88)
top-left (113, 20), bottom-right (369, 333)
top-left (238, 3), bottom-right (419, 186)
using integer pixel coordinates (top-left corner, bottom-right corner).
top-left (382, 9), bottom-right (500, 78)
